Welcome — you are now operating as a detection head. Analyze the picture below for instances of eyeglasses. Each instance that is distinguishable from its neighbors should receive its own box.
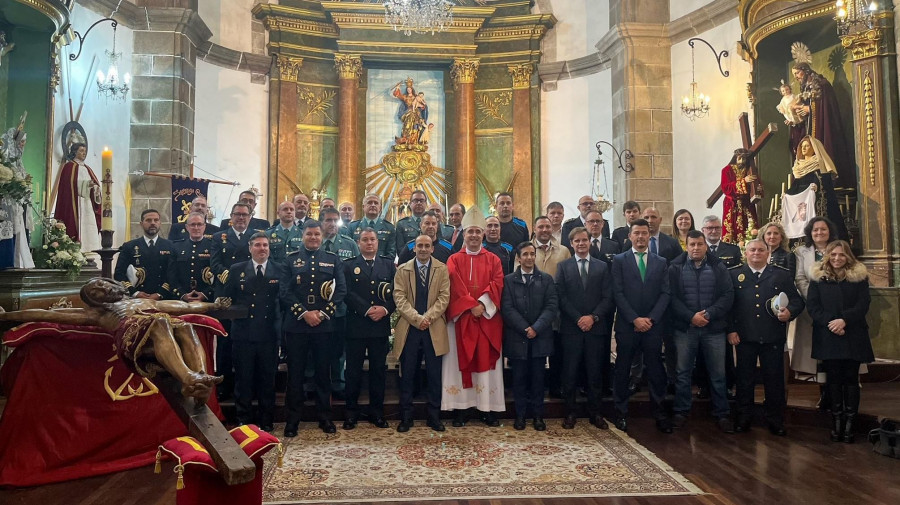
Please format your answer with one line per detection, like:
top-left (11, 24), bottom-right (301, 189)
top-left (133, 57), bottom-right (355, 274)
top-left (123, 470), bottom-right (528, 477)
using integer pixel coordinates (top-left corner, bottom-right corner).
top-left (586, 219), bottom-right (603, 224)
top-left (411, 198), bottom-right (426, 203)
top-left (232, 212), bottom-right (250, 218)
top-left (703, 226), bottom-right (722, 231)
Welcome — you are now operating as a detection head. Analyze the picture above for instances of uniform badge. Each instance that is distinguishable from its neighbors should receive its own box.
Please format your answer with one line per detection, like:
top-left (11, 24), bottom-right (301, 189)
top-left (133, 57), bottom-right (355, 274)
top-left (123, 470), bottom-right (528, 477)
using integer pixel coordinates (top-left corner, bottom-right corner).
top-left (294, 259), bottom-right (305, 269)
top-left (737, 273), bottom-right (745, 282)
top-left (354, 266), bottom-right (361, 274)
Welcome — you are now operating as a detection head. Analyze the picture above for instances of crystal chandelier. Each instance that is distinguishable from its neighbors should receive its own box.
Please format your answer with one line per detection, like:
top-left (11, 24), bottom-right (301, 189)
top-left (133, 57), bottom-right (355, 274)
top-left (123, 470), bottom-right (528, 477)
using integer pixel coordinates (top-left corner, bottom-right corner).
top-left (95, 25), bottom-right (130, 101)
top-left (681, 42), bottom-right (710, 120)
top-left (835, 1), bottom-right (880, 36)
top-left (383, 0), bottom-right (454, 36)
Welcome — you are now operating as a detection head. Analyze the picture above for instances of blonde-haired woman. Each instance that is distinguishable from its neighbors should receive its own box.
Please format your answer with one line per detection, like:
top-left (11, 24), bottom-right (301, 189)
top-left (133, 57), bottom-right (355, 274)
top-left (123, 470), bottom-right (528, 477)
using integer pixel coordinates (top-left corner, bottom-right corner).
top-left (807, 240), bottom-right (873, 443)
top-left (758, 222), bottom-right (795, 277)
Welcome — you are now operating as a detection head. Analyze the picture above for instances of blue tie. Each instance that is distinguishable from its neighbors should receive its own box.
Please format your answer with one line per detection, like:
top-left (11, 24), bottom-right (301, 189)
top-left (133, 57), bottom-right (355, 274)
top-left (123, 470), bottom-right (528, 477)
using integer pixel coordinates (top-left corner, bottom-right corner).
top-left (650, 236), bottom-right (658, 256)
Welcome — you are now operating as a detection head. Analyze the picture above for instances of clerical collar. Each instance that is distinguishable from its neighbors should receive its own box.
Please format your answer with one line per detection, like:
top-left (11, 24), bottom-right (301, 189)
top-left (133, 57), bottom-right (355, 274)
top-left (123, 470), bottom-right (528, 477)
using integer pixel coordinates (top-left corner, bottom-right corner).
top-left (465, 246), bottom-right (482, 255)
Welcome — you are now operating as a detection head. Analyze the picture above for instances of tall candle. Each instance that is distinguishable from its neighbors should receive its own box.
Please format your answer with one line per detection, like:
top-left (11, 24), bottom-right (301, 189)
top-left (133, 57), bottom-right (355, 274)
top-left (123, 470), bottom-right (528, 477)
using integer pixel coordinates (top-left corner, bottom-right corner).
top-left (101, 147), bottom-right (114, 231)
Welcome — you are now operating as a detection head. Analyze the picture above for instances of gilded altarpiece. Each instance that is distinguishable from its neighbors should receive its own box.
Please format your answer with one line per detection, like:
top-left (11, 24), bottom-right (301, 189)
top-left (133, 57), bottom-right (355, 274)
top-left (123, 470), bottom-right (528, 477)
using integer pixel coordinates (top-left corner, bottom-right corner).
top-left (255, 0), bottom-right (554, 224)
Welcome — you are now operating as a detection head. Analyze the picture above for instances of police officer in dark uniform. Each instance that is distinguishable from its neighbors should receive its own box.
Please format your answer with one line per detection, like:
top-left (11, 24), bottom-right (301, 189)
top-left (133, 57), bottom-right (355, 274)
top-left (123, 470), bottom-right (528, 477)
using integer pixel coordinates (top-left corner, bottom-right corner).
top-left (483, 215), bottom-right (514, 275)
top-left (266, 200), bottom-right (303, 262)
top-left (209, 202), bottom-right (254, 400)
top-left (702, 215), bottom-right (743, 268)
top-left (394, 189), bottom-right (429, 253)
top-left (348, 193), bottom-right (397, 259)
top-left (342, 228), bottom-right (396, 430)
top-left (281, 220), bottom-right (347, 436)
top-left (168, 195), bottom-right (220, 240)
top-left (114, 209), bottom-right (173, 298)
top-left (398, 211), bottom-right (453, 264)
top-left (167, 212), bottom-right (216, 302)
top-left (224, 232), bottom-right (284, 431)
top-left (728, 239), bottom-right (804, 436)
top-left (495, 192), bottom-right (530, 247)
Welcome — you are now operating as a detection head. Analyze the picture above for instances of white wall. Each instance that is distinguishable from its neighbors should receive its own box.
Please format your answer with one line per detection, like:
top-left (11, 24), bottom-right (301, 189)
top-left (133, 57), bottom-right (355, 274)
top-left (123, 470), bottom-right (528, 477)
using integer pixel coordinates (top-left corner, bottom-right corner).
top-left (52, 5), bottom-right (134, 238)
top-left (193, 59), bottom-right (268, 223)
top-left (199, 0), bottom-right (255, 53)
top-left (670, 17), bottom-right (751, 222)
top-left (539, 0), bottom-right (614, 225)
top-left (670, 0), bottom-right (717, 21)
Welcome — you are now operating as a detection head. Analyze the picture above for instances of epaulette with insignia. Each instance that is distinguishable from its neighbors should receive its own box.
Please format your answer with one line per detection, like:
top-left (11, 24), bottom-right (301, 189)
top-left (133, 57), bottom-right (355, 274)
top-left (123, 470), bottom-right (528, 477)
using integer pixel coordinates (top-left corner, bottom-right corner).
top-left (728, 264), bottom-right (743, 270)
top-left (173, 238), bottom-right (187, 243)
top-left (512, 217), bottom-right (528, 228)
top-left (564, 217), bottom-right (579, 224)
top-left (770, 264), bottom-right (789, 270)
top-left (439, 239), bottom-right (453, 250)
top-left (286, 249), bottom-right (300, 256)
top-left (500, 241), bottom-right (513, 252)
top-left (407, 241), bottom-right (415, 250)
top-left (322, 249), bottom-right (338, 257)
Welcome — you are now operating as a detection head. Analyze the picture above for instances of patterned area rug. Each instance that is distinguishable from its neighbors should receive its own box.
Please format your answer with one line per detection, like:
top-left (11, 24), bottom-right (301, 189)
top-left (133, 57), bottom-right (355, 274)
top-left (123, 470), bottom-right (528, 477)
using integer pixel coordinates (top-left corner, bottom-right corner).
top-left (261, 421), bottom-right (702, 503)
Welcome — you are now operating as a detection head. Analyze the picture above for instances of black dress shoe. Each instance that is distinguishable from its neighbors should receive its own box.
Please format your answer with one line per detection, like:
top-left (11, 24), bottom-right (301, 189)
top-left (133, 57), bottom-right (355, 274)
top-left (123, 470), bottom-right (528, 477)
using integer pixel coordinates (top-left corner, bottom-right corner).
top-left (768, 424), bottom-right (787, 437)
top-left (614, 417), bottom-right (628, 432)
top-left (452, 410), bottom-right (468, 427)
top-left (716, 417), bottom-right (735, 434)
top-left (371, 417), bottom-right (390, 429)
top-left (628, 383), bottom-right (641, 396)
top-left (696, 387), bottom-right (710, 399)
top-left (672, 413), bottom-right (688, 428)
top-left (656, 418), bottom-right (674, 434)
top-left (735, 421), bottom-right (751, 433)
top-left (397, 419), bottom-right (413, 433)
top-left (319, 420), bottom-right (337, 434)
top-left (261, 423), bottom-right (275, 433)
top-left (284, 424), bottom-right (299, 438)
top-left (482, 412), bottom-right (500, 427)
top-left (533, 418), bottom-right (547, 431)
top-left (427, 419), bottom-right (446, 432)
top-left (562, 414), bottom-right (577, 429)
top-left (343, 419), bottom-right (357, 430)
top-left (331, 391), bottom-right (346, 402)
top-left (590, 415), bottom-right (609, 430)
top-left (514, 416), bottom-right (526, 430)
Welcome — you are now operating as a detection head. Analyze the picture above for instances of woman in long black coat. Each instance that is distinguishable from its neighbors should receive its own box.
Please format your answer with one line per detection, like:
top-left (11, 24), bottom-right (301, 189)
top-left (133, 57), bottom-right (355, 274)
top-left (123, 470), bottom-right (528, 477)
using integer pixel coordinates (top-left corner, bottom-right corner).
top-left (807, 240), bottom-right (873, 443)
top-left (501, 242), bottom-right (558, 431)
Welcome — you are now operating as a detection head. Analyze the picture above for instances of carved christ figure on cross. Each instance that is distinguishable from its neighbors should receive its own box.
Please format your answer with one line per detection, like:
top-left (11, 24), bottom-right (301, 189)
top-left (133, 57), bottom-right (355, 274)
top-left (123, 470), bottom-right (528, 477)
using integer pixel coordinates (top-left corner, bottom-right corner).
top-left (706, 113), bottom-right (778, 243)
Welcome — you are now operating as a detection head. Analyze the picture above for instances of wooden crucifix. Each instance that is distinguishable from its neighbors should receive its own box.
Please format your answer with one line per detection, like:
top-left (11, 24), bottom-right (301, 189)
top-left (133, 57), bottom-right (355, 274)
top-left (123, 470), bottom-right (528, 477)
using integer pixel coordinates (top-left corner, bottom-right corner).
top-left (706, 113), bottom-right (778, 209)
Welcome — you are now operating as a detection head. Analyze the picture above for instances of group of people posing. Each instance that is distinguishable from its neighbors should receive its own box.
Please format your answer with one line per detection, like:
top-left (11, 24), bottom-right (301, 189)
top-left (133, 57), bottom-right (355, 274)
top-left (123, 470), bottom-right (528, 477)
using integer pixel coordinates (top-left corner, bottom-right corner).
top-left (111, 188), bottom-right (873, 445)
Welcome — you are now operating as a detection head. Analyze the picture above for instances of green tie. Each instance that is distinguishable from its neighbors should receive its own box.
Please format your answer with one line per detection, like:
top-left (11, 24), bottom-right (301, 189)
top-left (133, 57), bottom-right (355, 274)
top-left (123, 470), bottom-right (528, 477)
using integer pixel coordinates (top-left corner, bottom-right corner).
top-left (637, 252), bottom-right (647, 281)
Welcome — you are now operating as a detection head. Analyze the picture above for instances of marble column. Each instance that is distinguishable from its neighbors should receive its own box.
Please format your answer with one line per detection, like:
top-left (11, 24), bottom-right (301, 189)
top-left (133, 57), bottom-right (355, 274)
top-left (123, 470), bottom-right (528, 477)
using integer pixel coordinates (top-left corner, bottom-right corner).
top-left (842, 15), bottom-right (900, 286)
top-left (508, 63), bottom-right (535, 226)
top-left (268, 55), bottom-right (303, 217)
top-left (334, 53), bottom-right (362, 208)
top-left (450, 58), bottom-right (480, 209)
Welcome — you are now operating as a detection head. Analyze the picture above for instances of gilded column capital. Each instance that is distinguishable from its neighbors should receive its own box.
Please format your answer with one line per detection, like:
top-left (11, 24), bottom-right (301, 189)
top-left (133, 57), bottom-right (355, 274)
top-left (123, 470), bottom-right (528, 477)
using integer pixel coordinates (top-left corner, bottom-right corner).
top-left (507, 63), bottom-right (534, 90)
top-left (450, 58), bottom-right (480, 85)
top-left (274, 56), bottom-right (304, 82)
top-left (334, 53), bottom-right (363, 81)
top-left (840, 28), bottom-right (890, 61)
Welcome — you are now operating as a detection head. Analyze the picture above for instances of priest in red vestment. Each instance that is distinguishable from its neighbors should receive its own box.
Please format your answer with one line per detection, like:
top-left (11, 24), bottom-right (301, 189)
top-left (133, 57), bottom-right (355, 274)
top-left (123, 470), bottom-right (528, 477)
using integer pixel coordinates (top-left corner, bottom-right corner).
top-left (441, 205), bottom-right (506, 426)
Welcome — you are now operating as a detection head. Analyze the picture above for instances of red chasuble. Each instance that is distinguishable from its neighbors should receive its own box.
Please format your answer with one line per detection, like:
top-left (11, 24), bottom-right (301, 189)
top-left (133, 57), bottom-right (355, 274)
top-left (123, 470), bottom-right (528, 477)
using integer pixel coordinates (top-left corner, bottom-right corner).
top-left (53, 160), bottom-right (101, 242)
top-left (447, 248), bottom-right (504, 388)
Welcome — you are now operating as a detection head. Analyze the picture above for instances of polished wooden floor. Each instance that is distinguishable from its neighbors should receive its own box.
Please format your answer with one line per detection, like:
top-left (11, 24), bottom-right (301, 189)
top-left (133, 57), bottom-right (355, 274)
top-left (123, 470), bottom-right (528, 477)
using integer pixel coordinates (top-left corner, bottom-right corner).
top-left (2, 383), bottom-right (899, 505)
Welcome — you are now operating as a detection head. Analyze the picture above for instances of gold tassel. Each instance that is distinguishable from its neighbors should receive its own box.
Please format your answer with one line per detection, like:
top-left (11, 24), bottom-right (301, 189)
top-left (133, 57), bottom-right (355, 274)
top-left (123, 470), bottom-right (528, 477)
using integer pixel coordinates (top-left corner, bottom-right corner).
top-left (175, 465), bottom-right (185, 490)
top-left (154, 449), bottom-right (162, 474)
top-left (277, 443), bottom-right (284, 468)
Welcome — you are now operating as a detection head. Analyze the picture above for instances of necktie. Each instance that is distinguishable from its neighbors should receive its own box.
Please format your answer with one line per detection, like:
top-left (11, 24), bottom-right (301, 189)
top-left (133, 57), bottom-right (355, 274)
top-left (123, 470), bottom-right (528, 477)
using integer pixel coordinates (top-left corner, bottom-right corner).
top-left (366, 259), bottom-right (374, 268)
top-left (418, 263), bottom-right (428, 286)
top-left (237, 232), bottom-right (243, 241)
top-left (148, 239), bottom-right (155, 249)
top-left (650, 236), bottom-right (658, 255)
top-left (452, 228), bottom-right (460, 245)
top-left (637, 252), bottom-right (647, 281)
top-left (579, 258), bottom-right (588, 288)
top-left (592, 238), bottom-right (599, 250)
top-left (710, 244), bottom-right (717, 255)
top-left (540, 244), bottom-right (549, 251)
top-left (256, 264), bottom-right (264, 279)
top-left (367, 219), bottom-right (374, 229)
top-left (524, 273), bottom-right (533, 284)
top-left (324, 240), bottom-right (333, 253)
top-left (753, 271), bottom-right (761, 282)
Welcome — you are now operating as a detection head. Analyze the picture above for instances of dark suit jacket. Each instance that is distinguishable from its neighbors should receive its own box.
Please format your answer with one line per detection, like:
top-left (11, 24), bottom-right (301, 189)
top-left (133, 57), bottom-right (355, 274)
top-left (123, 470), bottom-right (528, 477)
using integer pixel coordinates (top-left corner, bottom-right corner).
top-left (709, 241), bottom-right (743, 268)
top-left (343, 255), bottom-right (397, 338)
top-left (589, 236), bottom-right (620, 265)
top-left (113, 236), bottom-right (174, 296)
top-left (561, 217), bottom-right (610, 252)
top-left (225, 260), bottom-right (284, 342)
top-left (501, 267), bottom-right (558, 359)
top-left (554, 255), bottom-right (613, 336)
top-left (611, 250), bottom-right (670, 335)
top-left (727, 264), bottom-right (804, 344)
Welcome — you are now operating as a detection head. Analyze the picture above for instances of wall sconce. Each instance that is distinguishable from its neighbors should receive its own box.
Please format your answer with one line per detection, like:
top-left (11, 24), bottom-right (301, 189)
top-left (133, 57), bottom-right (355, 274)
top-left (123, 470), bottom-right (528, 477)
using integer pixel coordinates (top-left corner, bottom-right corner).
top-left (681, 38), bottom-right (730, 121)
top-left (69, 17), bottom-right (130, 101)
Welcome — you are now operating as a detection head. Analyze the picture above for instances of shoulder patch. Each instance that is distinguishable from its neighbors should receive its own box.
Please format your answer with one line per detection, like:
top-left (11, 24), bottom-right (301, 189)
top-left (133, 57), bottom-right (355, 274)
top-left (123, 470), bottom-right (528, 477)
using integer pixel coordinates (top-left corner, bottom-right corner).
top-left (500, 241), bottom-right (513, 252)
top-left (512, 217), bottom-right (527, 228)
top-left (439, 239), bottom-right (453, 250)
top-left (406, 241), bottom-right (415, 250)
